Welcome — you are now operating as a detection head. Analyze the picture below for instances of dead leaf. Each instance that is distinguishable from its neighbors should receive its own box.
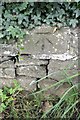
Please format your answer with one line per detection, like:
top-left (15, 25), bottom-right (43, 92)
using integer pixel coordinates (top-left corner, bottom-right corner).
top-left (53, 26), bottom-right (58, 33)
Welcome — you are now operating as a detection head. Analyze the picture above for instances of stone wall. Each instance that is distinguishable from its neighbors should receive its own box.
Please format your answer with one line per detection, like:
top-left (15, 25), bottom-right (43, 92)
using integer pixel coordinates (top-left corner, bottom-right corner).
top-left (0, 25), bottom-right (79, 97)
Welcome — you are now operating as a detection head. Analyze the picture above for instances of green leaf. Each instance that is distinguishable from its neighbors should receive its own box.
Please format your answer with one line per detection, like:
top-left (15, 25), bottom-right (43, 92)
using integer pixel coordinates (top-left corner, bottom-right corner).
top-left (0, 33), bottom-right (4, 38)
top-left (20, 58), bottom-right (24, 61)
top-left (6, 35), bottom-right (10, 40)
top-left (17, 42), bottom-right (21, 47)
top-left (69, 19), bottom-right (78, 28)
top-left (0, 103), bottom-right (6, 112)
top-left (9, 88), bottom-right (14, 95)
top-left (20, 47), bottom-right (24, 50)
top-left (74, 9), bottom-right (80, 18)
top-left (2, 94), bottom-right (8, 102)
top-left (17, 87), bottom-right (23, 91)
top-left (57, 23), bottom-right (63, 29)
top-left (13, 81), bottom-right (19, 87)
top-left (18, 20), bottom-right (22, 25)
top-left (6, 96), bottom-right (14, 106)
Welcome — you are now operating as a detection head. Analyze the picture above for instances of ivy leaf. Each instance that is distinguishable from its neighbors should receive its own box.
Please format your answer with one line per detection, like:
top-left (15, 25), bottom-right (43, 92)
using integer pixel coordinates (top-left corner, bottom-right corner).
top-left (69, 19), bottom-right (78, 28)
top-left (19, 2), bottom-right (28, 11)
top-left (17, 87), bottom-right (23, 91)
top-left (0, 33), bottom-right (4, 38)
top-left (9, 88), bottom-right (14, 95)
top-left (6, 96), bottom-right (14, 106)
top-left (13, 81), bottom-right (19, 87)
top-left (20, 47), bottom-right (25, 51)
top-left (2, 94), bottom-right (8, 102)
top-left (0, 103), bottom-right (6, 112)
top-left (74, 9), bottom-right (80, 18)
top-left (59, 9), bottom-right (65, 16)
top-left (57, 23), bottom-right (63, 29)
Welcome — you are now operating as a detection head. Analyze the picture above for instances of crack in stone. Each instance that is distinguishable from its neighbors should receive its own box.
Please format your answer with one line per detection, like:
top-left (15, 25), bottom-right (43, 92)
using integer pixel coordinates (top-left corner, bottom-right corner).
top-left (46, 59), bottom-right (50, 76)
top-left (15, 67), bottom-right (18, 77)
top-left (0, 55), bottom-right (19, 64)
top-left (46, 38), bottom-right (53, 45)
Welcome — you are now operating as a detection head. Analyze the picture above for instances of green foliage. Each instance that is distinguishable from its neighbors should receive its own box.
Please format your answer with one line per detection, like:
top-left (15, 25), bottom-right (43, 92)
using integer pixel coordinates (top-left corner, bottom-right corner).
top-left (0, 2), bottom-right (80, 43)
top-left (0, 81), bottom-right (23, 113)
top-left (1, 88), bottom-right (44, 119)
top-left (1, 25), bottom-right (26, 44)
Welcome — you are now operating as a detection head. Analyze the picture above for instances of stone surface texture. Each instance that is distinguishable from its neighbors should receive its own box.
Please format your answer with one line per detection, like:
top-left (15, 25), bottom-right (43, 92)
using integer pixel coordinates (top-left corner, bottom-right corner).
top-left (0, 25), bottom-right (79, 97)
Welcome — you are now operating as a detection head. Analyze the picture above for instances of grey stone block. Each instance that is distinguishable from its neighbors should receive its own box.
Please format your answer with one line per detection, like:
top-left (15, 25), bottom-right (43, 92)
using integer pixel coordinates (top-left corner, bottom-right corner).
top-left (17, 76), bottom-right (36, 91)
top-left (0, 60), bottom-right (15, 68)
top-left (48, 59), bottom-right (78, 71)
top-left (39, 78), bottom-right (71, 98)
top-left (0, 56), bottom-right (12, 63)
top-left (0, 44), bottom-right (18, 56)
top-left (31, 24), bottom-right (53, 34)
top-left (48, 60), bottom-right (79, 84)
top-left (0, 78), bottom-right (16, 88)
top-left (16, 56), bottom-right (48, 66)
top-left (19, 33), bottom-right (68, 55)
top-left (18, 26), bottom-right (78, 55)
top-left (0, 68), bottom-right (15, 78)
top-left (17, 65), bottom-right (46, 78)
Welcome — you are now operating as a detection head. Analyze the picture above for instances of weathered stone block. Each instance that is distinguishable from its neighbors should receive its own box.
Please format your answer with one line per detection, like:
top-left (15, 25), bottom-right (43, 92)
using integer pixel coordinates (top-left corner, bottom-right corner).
top-left (0, 60), bottom-right (15, 68)
top-left (48, 59), bottom-right (79, 83)
top-left (39, 78), bottom-right (71, 98)
top-left (18, 27), bottom-right (79, 56)
top-left (0, 78), bottom-right (16, 88)
top-left (17, 65), bottom-right (46, 78)
top-left (17, 76), bottom-right (36, 91)
top-left (0, 56), bottom-right (11, 63)
top-left (16, 56), bottom-right (48, 66)
top-left (48, 70), bottom-right (66, 81)
top-left (0, 68), bottom-right (15, 78)
top-left (0, 44), bottom-right (18, 56)
top-left (65, 70), bottom-right (79, 84)
top-left (31, 24), bottom-right (53, 34)
top-left (48, 59), bottom-right (79, 84)
top-left (48, 59), bottom-right (78, 71)
top-left (19, 33), bottom-right (68, 55)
